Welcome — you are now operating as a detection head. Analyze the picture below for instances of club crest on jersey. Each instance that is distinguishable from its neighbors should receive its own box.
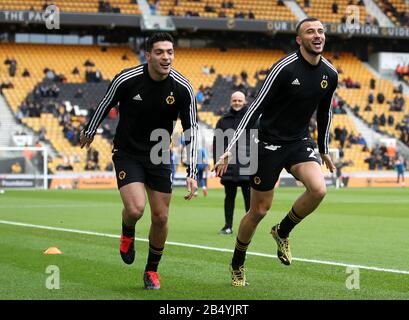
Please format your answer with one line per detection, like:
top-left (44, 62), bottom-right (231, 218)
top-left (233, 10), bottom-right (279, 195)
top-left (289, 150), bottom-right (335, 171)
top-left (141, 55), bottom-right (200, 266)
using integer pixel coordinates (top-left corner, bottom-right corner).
top-left (320, 80), bottom-right (328, 89)
top-left (166, 92), bottom-right (175, 105)
top-left (118, 171), bottom-right (126, 180)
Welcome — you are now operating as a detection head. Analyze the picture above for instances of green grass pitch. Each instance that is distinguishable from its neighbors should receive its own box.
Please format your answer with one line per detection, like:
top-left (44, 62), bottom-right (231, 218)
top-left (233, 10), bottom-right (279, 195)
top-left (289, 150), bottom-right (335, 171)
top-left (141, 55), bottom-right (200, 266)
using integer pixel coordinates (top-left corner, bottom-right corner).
top-left (0, 187), bottom-right (408, 300)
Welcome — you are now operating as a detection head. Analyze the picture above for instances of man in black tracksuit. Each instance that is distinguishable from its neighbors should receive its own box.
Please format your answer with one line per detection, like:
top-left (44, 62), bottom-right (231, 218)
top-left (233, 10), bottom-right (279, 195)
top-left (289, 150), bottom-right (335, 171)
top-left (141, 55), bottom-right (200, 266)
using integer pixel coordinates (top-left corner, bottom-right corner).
top-left (215, 18), bottom-right (338, 286)
top-left (213, 91), bottom-right (251, 235)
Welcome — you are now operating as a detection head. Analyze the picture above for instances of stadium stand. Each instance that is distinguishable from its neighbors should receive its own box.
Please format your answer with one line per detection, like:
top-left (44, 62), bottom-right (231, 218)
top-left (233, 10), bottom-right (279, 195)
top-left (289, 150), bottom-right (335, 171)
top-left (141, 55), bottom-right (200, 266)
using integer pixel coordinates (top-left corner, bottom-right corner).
top-left (173, 48), bottom-right (281, 92)
top-left (170, 48), bottom-right (385, 172)
top-left (0, 43), bottom-right (138, 172)
top-left (375, 0), bottom-right (409, 27)
top-left (154, 0), bottom-right (297, 20)
top-left (0, 43), bottom-right (138, 111)
top-left (1, 42), bottom-right (407, 173)
top-left (331, 52), bottom-right (408, 141)
top-left (0, 0), bottom-right (141, 14)
top-left (295, 0), bottom-right (371, 25)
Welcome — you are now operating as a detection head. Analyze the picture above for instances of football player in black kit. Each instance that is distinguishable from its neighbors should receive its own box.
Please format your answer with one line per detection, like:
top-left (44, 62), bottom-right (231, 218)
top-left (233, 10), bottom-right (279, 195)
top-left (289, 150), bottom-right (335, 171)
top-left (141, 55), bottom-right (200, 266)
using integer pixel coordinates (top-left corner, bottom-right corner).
top-left (80, 33), bottom-right (198, 290)
top-left (215, 18), bottom-right (338, 286)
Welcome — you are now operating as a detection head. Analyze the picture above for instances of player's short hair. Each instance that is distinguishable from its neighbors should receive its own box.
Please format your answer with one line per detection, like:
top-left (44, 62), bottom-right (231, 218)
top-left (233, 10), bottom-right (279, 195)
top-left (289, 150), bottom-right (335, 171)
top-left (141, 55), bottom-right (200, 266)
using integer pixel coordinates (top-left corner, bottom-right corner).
top-left (295, 17), bottom-right (321, 35)
top-left (146, 32), bottom-right (174, 52)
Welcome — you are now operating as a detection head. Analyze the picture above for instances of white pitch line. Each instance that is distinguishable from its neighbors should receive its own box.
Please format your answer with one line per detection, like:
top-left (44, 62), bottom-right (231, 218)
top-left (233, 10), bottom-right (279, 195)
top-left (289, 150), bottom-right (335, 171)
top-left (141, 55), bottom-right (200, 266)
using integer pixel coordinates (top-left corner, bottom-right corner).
top-left (1, 219), bottom-right (408, 275)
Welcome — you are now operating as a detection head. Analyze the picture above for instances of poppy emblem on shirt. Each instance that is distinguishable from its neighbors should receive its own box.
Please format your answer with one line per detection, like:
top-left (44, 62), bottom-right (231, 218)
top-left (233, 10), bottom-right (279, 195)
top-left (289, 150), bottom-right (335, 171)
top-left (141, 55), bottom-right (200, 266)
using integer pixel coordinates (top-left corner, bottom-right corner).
top-left (320, 80), bottom-right (328, 89)
top-left (119, 171), bottom-right (126, 180)
top-left (166, 95), bottom-right (175, 105)
top-left (254, 176), bottom-right (261, 185)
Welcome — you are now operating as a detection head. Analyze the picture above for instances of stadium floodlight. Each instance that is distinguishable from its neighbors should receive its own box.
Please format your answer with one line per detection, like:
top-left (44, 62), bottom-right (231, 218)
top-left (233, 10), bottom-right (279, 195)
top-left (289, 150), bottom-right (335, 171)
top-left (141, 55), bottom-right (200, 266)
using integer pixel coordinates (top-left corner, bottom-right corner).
top-left (0, 146), bottom-right (48, 190)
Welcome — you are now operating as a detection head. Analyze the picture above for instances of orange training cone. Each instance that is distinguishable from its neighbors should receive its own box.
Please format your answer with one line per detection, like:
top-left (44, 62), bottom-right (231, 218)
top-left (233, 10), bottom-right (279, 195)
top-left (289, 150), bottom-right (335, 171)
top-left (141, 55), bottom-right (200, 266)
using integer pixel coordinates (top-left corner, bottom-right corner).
top-left (44, 247), bottom-right (63, 254)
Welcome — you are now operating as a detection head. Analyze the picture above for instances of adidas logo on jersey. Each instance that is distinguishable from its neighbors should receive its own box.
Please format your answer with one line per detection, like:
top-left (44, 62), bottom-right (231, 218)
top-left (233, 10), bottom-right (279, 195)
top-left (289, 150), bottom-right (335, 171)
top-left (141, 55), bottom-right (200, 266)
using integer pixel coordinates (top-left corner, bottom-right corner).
top-left (291, 78), bottom-right (300, 85)
top-left (133, 94), bottom-right (142, 101)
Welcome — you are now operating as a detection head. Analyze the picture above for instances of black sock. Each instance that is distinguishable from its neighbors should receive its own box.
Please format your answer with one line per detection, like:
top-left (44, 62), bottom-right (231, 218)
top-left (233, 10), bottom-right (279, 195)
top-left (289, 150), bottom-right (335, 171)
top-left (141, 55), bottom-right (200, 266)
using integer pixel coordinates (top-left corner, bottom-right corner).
top-left (277, 207), bottom-right (303, 238)
top-left (145, 244), bottom-right (164, 272)
top-left (122, 221), bottom-right (135, 238)
top-left (231, 237), bottom-right (250, 269)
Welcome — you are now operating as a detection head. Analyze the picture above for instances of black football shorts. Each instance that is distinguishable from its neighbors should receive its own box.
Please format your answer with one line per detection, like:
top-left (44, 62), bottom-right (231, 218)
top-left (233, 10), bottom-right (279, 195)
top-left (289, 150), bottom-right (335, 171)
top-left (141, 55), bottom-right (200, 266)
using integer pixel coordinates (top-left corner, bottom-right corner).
top-left (112, 149), bottom-right (172, 193)
top-left (250, 138), bottom-right (321, 191)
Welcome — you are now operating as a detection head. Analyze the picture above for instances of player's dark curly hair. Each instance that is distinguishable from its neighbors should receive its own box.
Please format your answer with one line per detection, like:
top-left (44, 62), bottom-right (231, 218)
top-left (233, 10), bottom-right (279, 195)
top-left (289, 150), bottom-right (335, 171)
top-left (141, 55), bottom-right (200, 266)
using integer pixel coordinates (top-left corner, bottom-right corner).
top-left (295, 17), bottom-right (321, 35)
top-left (146, 32), bottom-right (174, 52)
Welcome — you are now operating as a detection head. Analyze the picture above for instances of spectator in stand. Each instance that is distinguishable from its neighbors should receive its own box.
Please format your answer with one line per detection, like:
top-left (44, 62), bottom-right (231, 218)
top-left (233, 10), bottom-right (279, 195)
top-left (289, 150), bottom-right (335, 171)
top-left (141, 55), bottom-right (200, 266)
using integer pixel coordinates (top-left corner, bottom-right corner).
top-left (217, 106), bottom-right (226, 116)
top-left (204, 3), bottom-right (215, 12)
top-left (202, 65), bottom-right (210, 75)
top-left (370, 78), bottom-right (376, 89)
top-left (395, 64), bottom-right (403, 80)
top-left (365, 154), bottom-right (376, 170)
top-left (368, 91), bottom-right (374, 104)
top-left (84, 59), bottom-right (95, 67)
top-left (149, 1), bottom-right (157, 15)
top-left (400, 60), bottom-right (409, 77)
top-left (393, 83), bottom-right (403, 94)
top-left (196, 88), bottom-right (205, 104)
top-left (8, 58), bottom-right (17, 77)
top-left (334, 125), bottom-right (342, 142)
top-left (105, 162), bottom-right (114, 171)
top-left (386, 143), bottom-right (396, 159)
top-left (352, 104), bottom-right (360, 116)
top-left (50, 84), bottom-right (60, 98)
top-left (84, 160), bottom-right (99, 171)
top-left (0, 81), bottom-right (14, 93)
top-left (332, 2), bottom-right (338, 14)
top-left (86, 147), bottom-right (99, 166)
top-left (22, 68), bottom-right (30, 77)
top-left (356, 133), bottom-right (366, 145)
top-left (379, 113), bottom-right (386, 126)
top-left (102, 123), bottom-right (114, 140)
top-left (240, 70), bottom-right (248, 82)
top-left (39, 126), bottom-right (47, 141)
top-left (347, 132), bottom-right (358, 145)
top-left (388, 114), bottom-right (394, 126)
top-left (339, 126), bottom-right (348, 148)
top-left (95, 69), bottom-right (103, 82)
top-left (377, 92), bottom-right (385, 104)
